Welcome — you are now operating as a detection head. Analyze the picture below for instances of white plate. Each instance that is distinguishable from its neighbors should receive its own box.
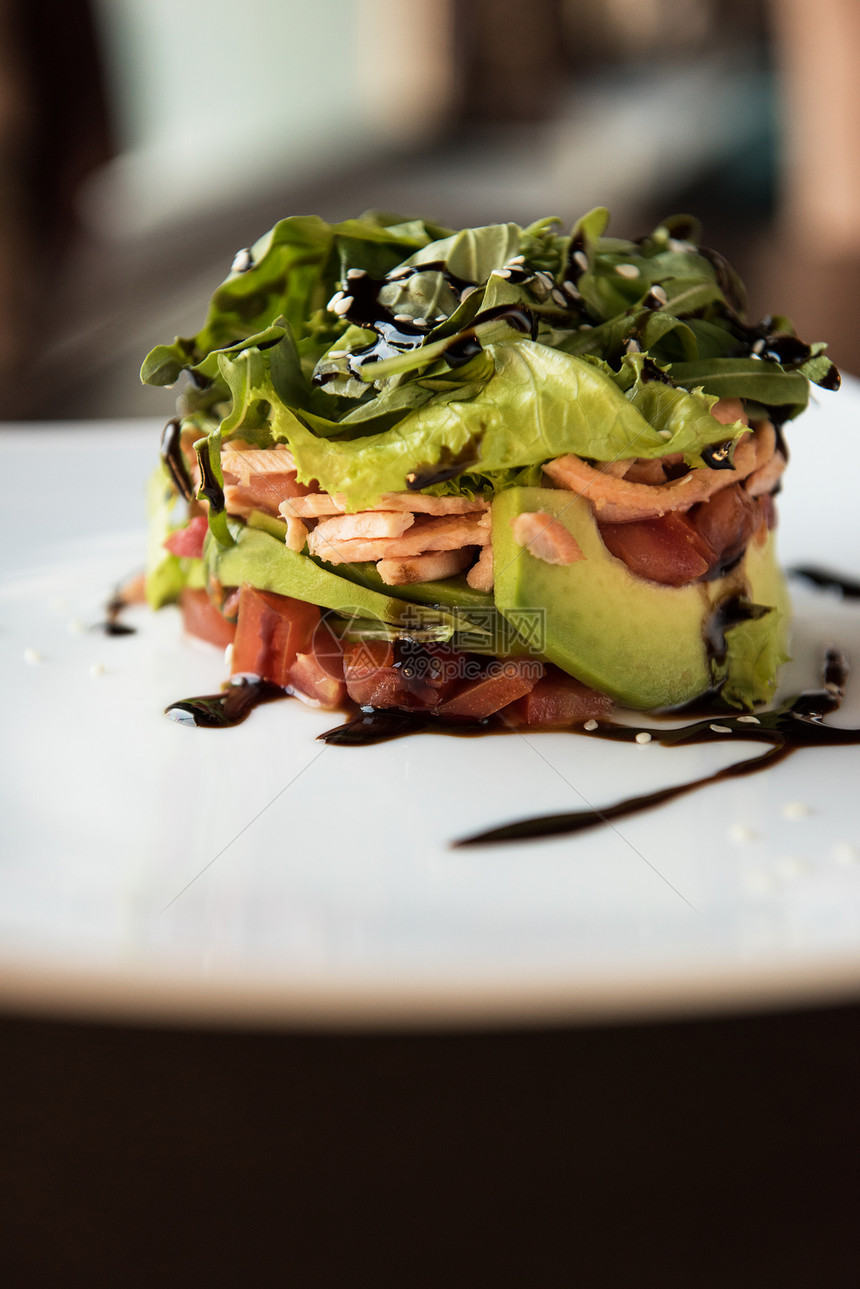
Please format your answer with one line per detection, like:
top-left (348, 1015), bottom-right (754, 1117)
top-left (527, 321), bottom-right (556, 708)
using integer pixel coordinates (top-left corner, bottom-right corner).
top-left (1, 390), bottom-right (859, 1029)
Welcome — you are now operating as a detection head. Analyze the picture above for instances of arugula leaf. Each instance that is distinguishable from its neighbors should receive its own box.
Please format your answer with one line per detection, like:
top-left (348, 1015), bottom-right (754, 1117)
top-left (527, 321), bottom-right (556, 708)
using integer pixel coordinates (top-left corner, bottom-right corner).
top-left (226, 339), bottom-right (745, 511)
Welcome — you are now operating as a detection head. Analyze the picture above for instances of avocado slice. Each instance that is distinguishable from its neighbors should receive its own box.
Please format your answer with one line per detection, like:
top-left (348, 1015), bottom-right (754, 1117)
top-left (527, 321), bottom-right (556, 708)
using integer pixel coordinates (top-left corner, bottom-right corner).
top-left (492, 487), bottom-right (789, 710)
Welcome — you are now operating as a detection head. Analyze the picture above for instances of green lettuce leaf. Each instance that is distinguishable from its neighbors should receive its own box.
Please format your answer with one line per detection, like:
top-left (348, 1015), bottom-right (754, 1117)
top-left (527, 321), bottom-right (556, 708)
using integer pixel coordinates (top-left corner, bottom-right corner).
top-left (722, 607), bottom-right (791, 708)
top-left (216, 338), bottom-right (746, 510)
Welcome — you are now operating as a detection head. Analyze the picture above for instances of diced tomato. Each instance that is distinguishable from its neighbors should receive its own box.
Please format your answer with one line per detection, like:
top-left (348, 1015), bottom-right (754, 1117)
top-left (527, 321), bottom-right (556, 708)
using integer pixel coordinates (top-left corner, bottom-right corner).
top-left (308, 618), bottom-right (346, 681)
top-left (503, 666), bottom-right (613, 727)
top-left (341, 640), bottom-right (461, 710)
top-left (230, 585), bottom-right (320, 686)
top-left (287, 619), bottom-right (346, 707)
top-left (438, 658), bottom-right (543, 720)
top-left (288, 651), bottom-right (346, 708)
top-left (598, 512), bottom-right (715, 586)
top-left (180, 587), bottom-right (236, 648)
top-left (687, 484), bottom-right (758, 571)
top-left (164, 515), bottom-right (208, 559)
top-left (343, 640), bottom-right (401, 708)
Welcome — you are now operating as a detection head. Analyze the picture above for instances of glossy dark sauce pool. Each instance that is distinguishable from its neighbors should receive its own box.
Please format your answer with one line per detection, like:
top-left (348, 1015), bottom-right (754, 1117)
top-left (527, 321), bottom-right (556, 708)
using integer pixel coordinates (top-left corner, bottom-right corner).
top-left (161, 570), bottom-right (860, 845)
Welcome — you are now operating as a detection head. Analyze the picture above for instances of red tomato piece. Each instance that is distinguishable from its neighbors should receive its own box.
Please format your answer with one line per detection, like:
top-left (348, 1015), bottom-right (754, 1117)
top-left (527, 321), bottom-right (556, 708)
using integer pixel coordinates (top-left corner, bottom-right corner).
top-left (164, 515), bottom-right (208, 559)
top-left (230, 585), bottom-right (320, 687)
top-left (180, 588), bottom-right (236, 648)
top-left (288, 652), bottom-right (346, 709)
top-left (598, 512), bottom-right (715, 586)
top-left (687, 484), bottom-right (758, 571)
top-left (503, 666), bottom-right (613, 727)
top-left (438, 658), bottom-right (543, 720)
top-left (342, 640), bottom-right (398, 708)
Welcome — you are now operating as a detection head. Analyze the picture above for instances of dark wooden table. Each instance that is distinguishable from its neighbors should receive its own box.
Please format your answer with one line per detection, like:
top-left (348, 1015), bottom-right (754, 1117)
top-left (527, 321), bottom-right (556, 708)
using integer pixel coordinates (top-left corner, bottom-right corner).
top-left (2, 998), bottom-right (859, 1287)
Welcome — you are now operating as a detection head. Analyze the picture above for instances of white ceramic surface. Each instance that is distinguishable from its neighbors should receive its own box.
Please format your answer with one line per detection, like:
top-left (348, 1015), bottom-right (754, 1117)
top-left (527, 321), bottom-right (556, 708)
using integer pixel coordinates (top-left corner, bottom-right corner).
top-left (1, 387), bottom-right (858, 1028)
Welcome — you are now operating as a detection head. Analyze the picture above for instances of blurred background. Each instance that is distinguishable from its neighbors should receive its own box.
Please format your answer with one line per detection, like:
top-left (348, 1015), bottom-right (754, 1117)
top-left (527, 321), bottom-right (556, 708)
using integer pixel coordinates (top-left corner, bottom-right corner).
top-left (0, 0), bottom-right (857, 422)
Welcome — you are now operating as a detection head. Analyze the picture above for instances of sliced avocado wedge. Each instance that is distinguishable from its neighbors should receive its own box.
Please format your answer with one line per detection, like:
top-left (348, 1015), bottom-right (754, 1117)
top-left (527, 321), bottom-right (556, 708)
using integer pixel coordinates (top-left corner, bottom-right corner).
top-left (492, 487), bottom-right (789, 710)
top-left (205, 522), bottom-right (492, 643)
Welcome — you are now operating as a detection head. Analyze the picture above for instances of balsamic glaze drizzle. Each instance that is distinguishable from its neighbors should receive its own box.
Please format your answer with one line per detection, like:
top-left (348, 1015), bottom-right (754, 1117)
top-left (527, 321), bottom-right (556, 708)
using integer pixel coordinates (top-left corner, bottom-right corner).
top-left (165, 680), bottom-right (287, 728)
top-left (96, 592), bottom-right (137, 636)
top-left (160, 418), bottom-right (195, 502)
top-left (789, 565), bottom-right (860, 600)
top-left (454, 650), bottom-right (857, 846)
top-left (162, 574), bottom-right (859, 845)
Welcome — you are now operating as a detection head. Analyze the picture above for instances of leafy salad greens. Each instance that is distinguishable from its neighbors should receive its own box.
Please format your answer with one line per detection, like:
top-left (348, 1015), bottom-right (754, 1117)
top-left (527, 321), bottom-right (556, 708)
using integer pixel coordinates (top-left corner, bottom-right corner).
top-left (142, 206), bottom-right (838, 712)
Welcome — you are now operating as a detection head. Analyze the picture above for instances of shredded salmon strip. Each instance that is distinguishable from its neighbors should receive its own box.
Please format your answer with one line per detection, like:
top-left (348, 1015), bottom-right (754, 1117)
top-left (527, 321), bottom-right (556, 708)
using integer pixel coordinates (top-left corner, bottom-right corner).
top-left (312, 511), bottom-right (415, 544)
top-left (376, 548), bottom-right (472, 586)
top-left (221, 446), bottom-right (296, 482)
top-left (281, 491), bottom-right (488, 518)
top-left (224, 474), bottom-right (310, 518)
top-left (283, 515), bottom-right (309, 552)
top-left (466, 542), bottom-right (494, 592)
top-left (511, 511), bottom-right (585, 565)
top-left (544, 422), bottom-right (776, 523)
top-left (306, 513), bottom-right (490, 564)
top-left (745, 447), bottom-right (786, 497)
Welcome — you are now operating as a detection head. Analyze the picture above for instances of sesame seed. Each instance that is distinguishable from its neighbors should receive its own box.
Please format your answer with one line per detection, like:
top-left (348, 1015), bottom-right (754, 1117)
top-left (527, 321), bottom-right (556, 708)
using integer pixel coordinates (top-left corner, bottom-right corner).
top-left (24, 648), bottom-right (43, 665)
top-left (736, 714), bottom-right (761, 724)
top-left (625, 339), bottom-right (641, 353)
top-left (332, 295), bottom-right (353, 316)
top-left (231, 247), bottom-right (253, 273)
top-left (460, 286), bottom-right (478, 301)
top-left (434, 315), bottom-right (447, 323)
top-left (832, 842), bottom-right (860, 866)
top-left (326, 291), bottom-right (344, 311)
top-left (534, 271), bottom-right (554, 290)
top-left (615, 263), bottom-right (639, 278)
top-left (326, 350), bottom-right (347, 359)
top-left (394, 313), bottom-right (415, 324)
top-left (67, 618), bottom-right (86, 635)
top-left (578, 323), bottom-right (593, 331)
top-left (507, 254), bottom-right (525, 265)
top-left (387, 266), bottom-right (412, 280)
top-left (224, 643), bottom-right (234, 668)
top-left (346, 268), bottom-right (366, 280)
top-left (635, 731), bottom-right (652, 744)
top-left (584, 719), bottom-right (598, 731)
top-left (668, 238), bottom-right (694, 253)
top-left (752, 338), bottom-right (765, 354)
top-left (782, 801), bottom-right (812, 820)
top-left (649, 284), bottom-right (668, 306)
top-left (563, 280), bottom-right (579, 294)
top-left (492, 267), bottom-right (512, 279)
top-left (573, 250), bottom-right (588, 271)
top-left (710, 723), bottom-right (732, 734)
top-left (89, 662), bottom-right (106, 678)
top-left (551, 288), bottom-right (568, 307)
top-left (658, 429), bottom-right (672, 439)
top-left (729, 823), bottom-right (757, 843)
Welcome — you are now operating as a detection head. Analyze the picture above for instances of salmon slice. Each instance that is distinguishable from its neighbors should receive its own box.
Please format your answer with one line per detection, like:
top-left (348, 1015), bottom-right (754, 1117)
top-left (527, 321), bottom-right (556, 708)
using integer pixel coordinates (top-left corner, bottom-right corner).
top-left (281, 492), bottom-right (488, 518)
top-left (306, 513), bottom-right (491, 564)
top-left (544, 423), bottom-right (773, 523)
top-left (283, 515), bottom-right (309, 552)
top-left (511, 511), bottom-right (585, 565)
top-left (225, 474), bottom-right (310, 518)
top-left (376, 548), bottom-right (473, 585)
top-left (466, 542), bottom-right (494, 591)
top-left (221, 446), bottom-right (296, 482)
top-left (311, 511), bottom-right (415, 544)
